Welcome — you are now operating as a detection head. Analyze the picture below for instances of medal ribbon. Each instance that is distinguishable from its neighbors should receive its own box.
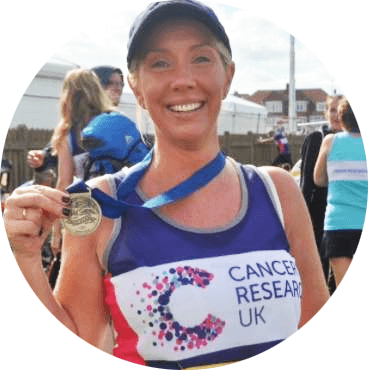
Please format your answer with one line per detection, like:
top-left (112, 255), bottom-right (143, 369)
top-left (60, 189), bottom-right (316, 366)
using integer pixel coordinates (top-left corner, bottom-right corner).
top-left (66, 149), bottom-right (226, 219)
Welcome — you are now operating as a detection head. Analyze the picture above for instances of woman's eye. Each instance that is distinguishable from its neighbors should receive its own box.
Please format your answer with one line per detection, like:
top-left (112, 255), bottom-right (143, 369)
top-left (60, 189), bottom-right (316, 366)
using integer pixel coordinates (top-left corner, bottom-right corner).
top-left (194, 56), bottom-right (210, 63)
top-left (151, 60), bottom-right (169, 69)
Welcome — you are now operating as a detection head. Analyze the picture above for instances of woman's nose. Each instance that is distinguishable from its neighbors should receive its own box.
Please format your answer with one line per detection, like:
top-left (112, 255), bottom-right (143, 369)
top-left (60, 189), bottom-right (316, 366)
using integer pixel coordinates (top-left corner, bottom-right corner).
top-left (170, 64), bottom-right (196, 91)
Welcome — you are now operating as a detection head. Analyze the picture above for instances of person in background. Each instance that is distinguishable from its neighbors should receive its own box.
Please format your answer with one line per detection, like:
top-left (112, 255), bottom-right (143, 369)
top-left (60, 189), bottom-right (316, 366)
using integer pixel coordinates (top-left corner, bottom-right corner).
top-left (26, 65), bottom-right (125, 171)
top-left (50, 68), bottom-right (115, 191)
top-left (4, 0), bottom-right (329, 368)
top-left (314, 97), bottom-right (367, 286)
top-left (257, 119), bottom-right (293, 167)
top-left (46, 68), bottom-right (115, 252)
top-left (18, 168), bottom-right (57, 189)
top-left (300, 95), bottom-right (343, 293)
top-left (1, 159), bottom-right (12, 213)
top-left (27, 145), bottom-right (57, 173)
top-left (91, 66), bottom-right (124, 107)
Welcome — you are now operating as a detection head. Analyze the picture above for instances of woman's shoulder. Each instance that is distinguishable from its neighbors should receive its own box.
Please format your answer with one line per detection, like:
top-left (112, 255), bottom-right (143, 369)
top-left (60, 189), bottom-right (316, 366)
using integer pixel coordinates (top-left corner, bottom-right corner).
top-left (86, 167), bottom-right (130, 195)
top-left (323, 133), bottom-right (336, 142)
top-left (258, 166), bottom-right (301, 203)
top-left (318, 133), bottom-right (335, 151)
top-left (238, 162), bottom-right (293, 190)
top-left (257, 164), bottom-right (292, 179)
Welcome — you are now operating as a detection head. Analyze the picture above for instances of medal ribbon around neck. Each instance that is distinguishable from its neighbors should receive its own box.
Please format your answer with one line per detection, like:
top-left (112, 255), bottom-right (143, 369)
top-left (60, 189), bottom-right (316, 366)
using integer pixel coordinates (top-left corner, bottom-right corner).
top-left (65, 149), bottom-right (226, 223)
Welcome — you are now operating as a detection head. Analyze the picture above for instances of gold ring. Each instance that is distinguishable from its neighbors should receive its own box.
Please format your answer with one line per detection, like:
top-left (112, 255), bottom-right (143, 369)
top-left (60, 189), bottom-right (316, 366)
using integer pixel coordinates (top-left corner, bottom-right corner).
top-left (22, 208), bottom-right (27, 219)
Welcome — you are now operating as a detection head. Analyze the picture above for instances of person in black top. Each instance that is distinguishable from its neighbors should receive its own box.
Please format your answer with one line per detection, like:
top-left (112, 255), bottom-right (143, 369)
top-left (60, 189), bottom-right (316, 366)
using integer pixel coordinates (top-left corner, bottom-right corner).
top-left (300, 95), bottom-right (343, 293)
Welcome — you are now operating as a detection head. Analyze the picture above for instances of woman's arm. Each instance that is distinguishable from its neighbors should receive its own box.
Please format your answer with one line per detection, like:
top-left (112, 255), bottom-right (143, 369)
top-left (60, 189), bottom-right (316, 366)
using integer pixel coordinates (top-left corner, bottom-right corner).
top-left (53, 226), bottom-right (108, 345)
top-left (53, 175), bottom-right (116, 347)
top-left (257, 136), bottom-right (274, 144)
top-left (4, 178), bottom-right (113, 348)
top-left (313, 134), bottom-right (334, 187)
top-left (55, 135), bottom-right (75, 192)
top-left (4, 186), bottom-right (78, 333)
top-left (263, 166), bottom-right (330, 327)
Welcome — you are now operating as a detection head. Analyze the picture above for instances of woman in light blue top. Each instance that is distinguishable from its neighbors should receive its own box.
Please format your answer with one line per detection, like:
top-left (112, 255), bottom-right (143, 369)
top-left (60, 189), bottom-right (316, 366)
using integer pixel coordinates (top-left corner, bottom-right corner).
top-left (314, 97), bottom-right (368, 286)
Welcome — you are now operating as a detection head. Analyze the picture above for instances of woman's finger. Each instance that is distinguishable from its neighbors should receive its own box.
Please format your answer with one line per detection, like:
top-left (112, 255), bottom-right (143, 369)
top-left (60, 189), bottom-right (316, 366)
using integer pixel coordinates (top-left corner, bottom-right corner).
top-left (6, 185), bottom-right (71, 219)
top-left (5, 218), bottom-right (45, 239)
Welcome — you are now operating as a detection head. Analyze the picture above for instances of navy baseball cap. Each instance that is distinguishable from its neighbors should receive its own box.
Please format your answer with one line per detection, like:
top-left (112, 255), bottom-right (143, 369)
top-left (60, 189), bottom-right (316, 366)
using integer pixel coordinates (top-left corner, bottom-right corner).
top-left (127, 0), bottom-right (232, 69)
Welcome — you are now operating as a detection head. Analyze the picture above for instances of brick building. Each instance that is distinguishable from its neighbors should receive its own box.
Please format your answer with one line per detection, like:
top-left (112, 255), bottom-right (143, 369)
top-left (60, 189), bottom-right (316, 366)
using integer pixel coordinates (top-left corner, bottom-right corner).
top-left (235, 86), bottom-right (328, 130)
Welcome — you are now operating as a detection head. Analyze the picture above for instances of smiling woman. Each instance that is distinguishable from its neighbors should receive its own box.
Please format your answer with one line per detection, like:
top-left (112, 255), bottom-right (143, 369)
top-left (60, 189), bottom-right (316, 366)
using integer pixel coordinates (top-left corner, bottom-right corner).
top-left (3, 0), bottom-right (329, 370)
top-left (128, 18), bottom-right (234, 150)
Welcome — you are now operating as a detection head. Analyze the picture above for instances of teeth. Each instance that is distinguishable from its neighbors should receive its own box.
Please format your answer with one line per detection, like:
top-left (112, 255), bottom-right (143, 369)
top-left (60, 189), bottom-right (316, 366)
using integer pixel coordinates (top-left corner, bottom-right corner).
top-left (170, 103), bottom-right (202, 112)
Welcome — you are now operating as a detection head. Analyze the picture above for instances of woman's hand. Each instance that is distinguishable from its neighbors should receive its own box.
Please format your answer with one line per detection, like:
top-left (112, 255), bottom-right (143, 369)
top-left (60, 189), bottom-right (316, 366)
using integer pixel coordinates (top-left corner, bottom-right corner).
top-left (3, 185), bottom-right (71, 260)
top-left (27, 150), bottom-right (46, 169)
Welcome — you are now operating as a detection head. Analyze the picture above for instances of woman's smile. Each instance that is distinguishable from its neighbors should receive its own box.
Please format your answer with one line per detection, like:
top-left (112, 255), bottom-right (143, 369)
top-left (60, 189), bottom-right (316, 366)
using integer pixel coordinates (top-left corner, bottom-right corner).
top-left (168, 101), bottom-right (205, 113)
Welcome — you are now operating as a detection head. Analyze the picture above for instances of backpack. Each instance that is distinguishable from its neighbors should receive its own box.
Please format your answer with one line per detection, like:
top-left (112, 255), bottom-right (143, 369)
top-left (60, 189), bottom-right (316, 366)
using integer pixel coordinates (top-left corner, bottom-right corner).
top-left (81, 112), bottom-right (150, 180)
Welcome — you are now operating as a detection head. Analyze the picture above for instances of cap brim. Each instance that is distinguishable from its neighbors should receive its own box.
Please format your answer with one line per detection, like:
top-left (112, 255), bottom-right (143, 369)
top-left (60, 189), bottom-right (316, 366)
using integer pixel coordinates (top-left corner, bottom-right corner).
top-left (127, 1), bottom-right (231, 68)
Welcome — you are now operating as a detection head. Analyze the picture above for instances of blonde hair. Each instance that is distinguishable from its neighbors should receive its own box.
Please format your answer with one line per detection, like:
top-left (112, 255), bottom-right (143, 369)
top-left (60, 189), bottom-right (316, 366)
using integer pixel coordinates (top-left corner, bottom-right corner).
top-left (51, 68), bottom-right (114, 154)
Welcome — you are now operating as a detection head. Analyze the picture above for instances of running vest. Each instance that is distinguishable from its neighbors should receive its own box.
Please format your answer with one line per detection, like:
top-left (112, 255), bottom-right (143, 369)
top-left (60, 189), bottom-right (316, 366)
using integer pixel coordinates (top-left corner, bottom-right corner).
top-left (102, 162), bottom-right (302, 369)
top-left (325, 132), bottom-right (368, 230)
top-left (273, 128), bottom-right (290, 155)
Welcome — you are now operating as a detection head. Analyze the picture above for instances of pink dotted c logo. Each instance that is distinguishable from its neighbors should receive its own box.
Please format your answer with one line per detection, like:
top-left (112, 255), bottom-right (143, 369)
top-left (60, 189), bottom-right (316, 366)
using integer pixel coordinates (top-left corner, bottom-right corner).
top-left (134, 266), bottom-right (225, 351)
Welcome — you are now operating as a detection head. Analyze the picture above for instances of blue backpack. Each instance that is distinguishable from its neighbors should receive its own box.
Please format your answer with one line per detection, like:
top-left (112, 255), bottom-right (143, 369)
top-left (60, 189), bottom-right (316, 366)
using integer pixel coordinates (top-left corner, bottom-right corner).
top-left (81, 112), bottom-right (150, 179)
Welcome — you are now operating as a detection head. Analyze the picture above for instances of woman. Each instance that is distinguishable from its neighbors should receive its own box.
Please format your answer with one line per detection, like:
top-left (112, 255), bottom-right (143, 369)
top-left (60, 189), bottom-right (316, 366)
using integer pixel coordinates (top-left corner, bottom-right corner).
top-left (26, 66), bottom-right (124, 172)
top-left (314, 97), bottom-right (367, 286)
top-left (50, 68), bottom-right (115, 190)
top-left (91, 66), bottom-right (124, 108)
top-left (4, 0), bottom-right (329, 368)
top-left (49, 68), bottom-right (148, 251)
top-left (300, 95), bottom-right (343, 292)
top-left (47, 68), bottom-right (114, 252)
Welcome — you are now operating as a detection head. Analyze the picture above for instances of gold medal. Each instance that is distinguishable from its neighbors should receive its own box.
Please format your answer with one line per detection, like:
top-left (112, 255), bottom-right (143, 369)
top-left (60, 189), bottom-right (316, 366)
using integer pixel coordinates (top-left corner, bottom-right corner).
top-left (63, 191), bottom-right (102, 236)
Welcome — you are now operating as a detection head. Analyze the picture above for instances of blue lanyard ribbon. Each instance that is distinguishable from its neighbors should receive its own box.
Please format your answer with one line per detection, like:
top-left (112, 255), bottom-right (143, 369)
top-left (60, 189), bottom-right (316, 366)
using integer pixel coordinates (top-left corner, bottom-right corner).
top-left (66, 149), bottom-right (226, 219)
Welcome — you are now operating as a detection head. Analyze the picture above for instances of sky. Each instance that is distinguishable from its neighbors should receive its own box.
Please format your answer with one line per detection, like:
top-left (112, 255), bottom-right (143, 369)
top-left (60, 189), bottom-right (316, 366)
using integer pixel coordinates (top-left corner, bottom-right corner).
top-left (1, 0), bottom-right (374, 373)
top-left (48, 1), bottom-right (343, 96)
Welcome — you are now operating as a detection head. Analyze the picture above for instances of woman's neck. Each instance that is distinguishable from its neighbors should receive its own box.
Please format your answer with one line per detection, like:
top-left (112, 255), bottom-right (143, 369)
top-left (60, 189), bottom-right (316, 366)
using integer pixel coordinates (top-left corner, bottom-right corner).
top-left (139, 138), bottom-right (221, 196)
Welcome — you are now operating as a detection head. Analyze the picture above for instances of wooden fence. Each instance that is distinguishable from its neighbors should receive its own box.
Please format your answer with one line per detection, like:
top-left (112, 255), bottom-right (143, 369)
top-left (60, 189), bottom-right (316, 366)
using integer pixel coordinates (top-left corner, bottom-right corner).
top-left (2, 125), bottom-right (54, 192)
top-left (220, 131), bottom-right (305, 166)
top-left (2, 125), bottom-right (306, 192)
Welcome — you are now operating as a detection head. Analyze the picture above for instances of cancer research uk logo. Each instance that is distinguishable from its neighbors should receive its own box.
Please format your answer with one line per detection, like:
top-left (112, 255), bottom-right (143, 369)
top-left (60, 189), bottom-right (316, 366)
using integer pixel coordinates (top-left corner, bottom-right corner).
top-left (131, 266), bottom-right (225, 352)
top-left (131, 259), bottom-right (301, 351)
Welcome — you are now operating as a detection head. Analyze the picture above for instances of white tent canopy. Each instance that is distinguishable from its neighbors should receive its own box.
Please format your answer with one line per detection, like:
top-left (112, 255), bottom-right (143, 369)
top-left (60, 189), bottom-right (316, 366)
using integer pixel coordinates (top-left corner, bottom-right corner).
top-left (219, 94), bottom-right (267, 134)
top-left (10, 62), bottom-right (267, 135)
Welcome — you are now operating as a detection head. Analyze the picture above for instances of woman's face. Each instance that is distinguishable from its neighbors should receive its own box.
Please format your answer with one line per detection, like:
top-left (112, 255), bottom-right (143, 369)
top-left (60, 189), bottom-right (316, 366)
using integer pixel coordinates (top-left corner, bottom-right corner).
top-left (130, 19), bottom-right (234, 148)
top-left (327, 97), bottom-right (341, 131)
top-left (105, 72), bottom-right (123, 106)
